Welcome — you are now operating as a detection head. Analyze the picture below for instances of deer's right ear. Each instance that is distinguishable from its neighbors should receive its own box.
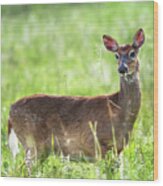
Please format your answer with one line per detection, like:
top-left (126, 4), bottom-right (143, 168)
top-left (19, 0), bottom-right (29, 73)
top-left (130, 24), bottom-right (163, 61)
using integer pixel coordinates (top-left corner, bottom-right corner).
top-left (103, 35), bottom-right (119, 52)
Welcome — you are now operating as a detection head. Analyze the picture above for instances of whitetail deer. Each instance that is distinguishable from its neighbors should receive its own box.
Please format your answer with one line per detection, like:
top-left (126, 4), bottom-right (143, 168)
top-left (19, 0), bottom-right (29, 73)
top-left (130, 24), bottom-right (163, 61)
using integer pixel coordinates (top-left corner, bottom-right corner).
top-left (8, 29), bottom-right (145, 174)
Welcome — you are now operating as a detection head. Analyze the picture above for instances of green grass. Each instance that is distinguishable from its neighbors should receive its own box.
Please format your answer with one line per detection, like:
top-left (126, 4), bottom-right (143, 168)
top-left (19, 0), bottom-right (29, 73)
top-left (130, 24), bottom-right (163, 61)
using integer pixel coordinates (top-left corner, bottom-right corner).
top-left (1, 2), bottom-right (154, 180)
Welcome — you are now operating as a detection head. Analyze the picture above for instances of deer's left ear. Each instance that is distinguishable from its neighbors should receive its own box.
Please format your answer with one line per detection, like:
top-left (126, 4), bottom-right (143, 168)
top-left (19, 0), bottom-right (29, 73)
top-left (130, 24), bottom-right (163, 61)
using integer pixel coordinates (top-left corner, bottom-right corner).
top-left (132, 28), bottom-right (145, 48)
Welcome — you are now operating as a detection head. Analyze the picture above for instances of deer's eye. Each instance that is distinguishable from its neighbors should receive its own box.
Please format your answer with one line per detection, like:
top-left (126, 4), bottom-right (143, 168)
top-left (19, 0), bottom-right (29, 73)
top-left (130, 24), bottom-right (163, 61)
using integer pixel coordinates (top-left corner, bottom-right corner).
top-left (115, 53), bottom-right (120, 60)
top-left (129, 50), bottom-right (136, 59)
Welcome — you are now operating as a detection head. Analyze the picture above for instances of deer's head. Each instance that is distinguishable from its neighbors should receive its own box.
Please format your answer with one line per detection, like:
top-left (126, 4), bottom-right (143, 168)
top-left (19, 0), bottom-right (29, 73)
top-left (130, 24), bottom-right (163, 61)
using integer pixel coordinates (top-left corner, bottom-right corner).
top-left (103, 29), bottom-right (145, 76)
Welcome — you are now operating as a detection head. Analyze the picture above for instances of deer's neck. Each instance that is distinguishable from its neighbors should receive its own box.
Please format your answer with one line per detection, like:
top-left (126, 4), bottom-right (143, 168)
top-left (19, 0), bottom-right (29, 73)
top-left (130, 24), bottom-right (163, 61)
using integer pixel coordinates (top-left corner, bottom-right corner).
top-left (118, 72), bottom-right (141, 120)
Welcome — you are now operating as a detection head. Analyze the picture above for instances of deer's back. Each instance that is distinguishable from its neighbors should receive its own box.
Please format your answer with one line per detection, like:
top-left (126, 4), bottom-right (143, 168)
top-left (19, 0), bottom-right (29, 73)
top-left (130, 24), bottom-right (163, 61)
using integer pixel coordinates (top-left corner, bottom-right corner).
top-left (10, 94), bottom-right (111, 124)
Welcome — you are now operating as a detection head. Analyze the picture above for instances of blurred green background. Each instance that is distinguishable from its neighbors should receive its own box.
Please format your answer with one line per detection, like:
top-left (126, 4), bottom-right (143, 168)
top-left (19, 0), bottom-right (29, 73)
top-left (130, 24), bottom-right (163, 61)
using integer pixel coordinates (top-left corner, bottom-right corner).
top-left (1, 2), bottom-right (154, 180)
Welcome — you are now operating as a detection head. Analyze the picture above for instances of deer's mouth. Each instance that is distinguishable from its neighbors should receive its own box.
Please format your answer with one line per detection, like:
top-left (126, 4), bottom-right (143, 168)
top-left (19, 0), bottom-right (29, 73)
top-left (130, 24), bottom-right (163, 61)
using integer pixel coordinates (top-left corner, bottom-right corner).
top-left (120, 71), bottom-right (136, 83)
top-left (120, 71), bottom-right (133, 77)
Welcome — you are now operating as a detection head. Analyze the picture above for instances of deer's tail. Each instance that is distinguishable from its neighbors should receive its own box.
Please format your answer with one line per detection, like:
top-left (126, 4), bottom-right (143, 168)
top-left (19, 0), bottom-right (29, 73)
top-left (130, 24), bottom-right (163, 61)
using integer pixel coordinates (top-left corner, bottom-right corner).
top-left (8, 118), bottom-right (19, 158)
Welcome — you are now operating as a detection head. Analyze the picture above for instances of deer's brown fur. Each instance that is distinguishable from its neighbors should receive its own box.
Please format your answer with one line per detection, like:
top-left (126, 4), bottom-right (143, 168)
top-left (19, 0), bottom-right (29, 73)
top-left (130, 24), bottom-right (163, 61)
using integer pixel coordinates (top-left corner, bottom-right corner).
top-left (8, 29), bottom-right (145, 171)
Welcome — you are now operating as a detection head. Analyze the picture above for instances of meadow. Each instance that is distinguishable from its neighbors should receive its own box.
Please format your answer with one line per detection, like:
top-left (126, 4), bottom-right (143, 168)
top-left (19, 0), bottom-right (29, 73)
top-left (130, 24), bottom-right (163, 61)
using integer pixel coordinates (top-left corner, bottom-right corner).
top-left (1, 2), bottom-right (154, 180)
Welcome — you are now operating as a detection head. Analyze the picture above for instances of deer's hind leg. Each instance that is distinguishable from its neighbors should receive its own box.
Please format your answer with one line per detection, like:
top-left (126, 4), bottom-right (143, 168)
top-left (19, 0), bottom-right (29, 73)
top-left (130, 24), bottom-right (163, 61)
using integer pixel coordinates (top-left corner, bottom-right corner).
top-left (25, 147), bottom-right (36, 176)
top-left (24, 137), bottom-right (52, 176)
top-left (20, 134), bottom-right (38, 176)
top-left (13, 128), bottom-right (37, 176)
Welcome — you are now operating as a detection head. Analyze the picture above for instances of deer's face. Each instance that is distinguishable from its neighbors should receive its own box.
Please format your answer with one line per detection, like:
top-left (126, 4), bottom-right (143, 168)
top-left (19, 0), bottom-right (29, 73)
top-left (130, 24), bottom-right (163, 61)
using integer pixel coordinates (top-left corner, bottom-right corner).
top-left (103, 29), bottom-right (145, 75)
top-left (115, 45), bottom-right (139, 74)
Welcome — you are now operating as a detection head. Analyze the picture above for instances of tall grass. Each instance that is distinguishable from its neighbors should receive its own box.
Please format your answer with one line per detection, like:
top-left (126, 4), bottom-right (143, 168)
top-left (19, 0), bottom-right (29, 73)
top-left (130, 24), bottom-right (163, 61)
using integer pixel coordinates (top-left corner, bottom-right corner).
top-left (1, 2), bottom-right (154, 180)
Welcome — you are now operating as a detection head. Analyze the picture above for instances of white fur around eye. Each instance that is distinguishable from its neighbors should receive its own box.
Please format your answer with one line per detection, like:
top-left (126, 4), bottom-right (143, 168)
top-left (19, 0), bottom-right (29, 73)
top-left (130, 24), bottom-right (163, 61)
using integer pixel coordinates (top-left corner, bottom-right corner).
top-left (129, 50), bottom-right (136, 60)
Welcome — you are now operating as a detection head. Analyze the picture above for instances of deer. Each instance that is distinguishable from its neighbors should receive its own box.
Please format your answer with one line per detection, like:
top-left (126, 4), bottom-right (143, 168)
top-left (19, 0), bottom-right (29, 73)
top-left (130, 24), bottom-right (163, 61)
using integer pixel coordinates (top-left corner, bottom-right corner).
top-left (8, 28), bottom-right (145, 175)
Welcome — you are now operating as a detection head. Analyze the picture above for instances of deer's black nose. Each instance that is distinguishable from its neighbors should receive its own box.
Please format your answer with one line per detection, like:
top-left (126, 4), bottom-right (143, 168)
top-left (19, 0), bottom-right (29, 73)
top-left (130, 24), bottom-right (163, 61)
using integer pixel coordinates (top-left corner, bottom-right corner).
top-left (118, 64), bottom-right (128, 74)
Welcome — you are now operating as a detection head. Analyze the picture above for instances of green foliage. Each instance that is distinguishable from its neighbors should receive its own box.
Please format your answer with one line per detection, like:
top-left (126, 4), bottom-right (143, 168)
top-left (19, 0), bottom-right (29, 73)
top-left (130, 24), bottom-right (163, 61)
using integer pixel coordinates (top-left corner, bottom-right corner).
top-left (1, 2), bottom-right (154, 180)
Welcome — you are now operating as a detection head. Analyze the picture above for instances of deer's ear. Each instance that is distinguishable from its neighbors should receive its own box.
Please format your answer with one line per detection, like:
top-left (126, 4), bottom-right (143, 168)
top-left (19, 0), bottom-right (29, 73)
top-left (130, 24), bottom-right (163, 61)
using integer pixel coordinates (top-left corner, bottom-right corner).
top-left (132, 28), bottom-right (145, 48)
top-left (103, 35), bottom-right (119, 52)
